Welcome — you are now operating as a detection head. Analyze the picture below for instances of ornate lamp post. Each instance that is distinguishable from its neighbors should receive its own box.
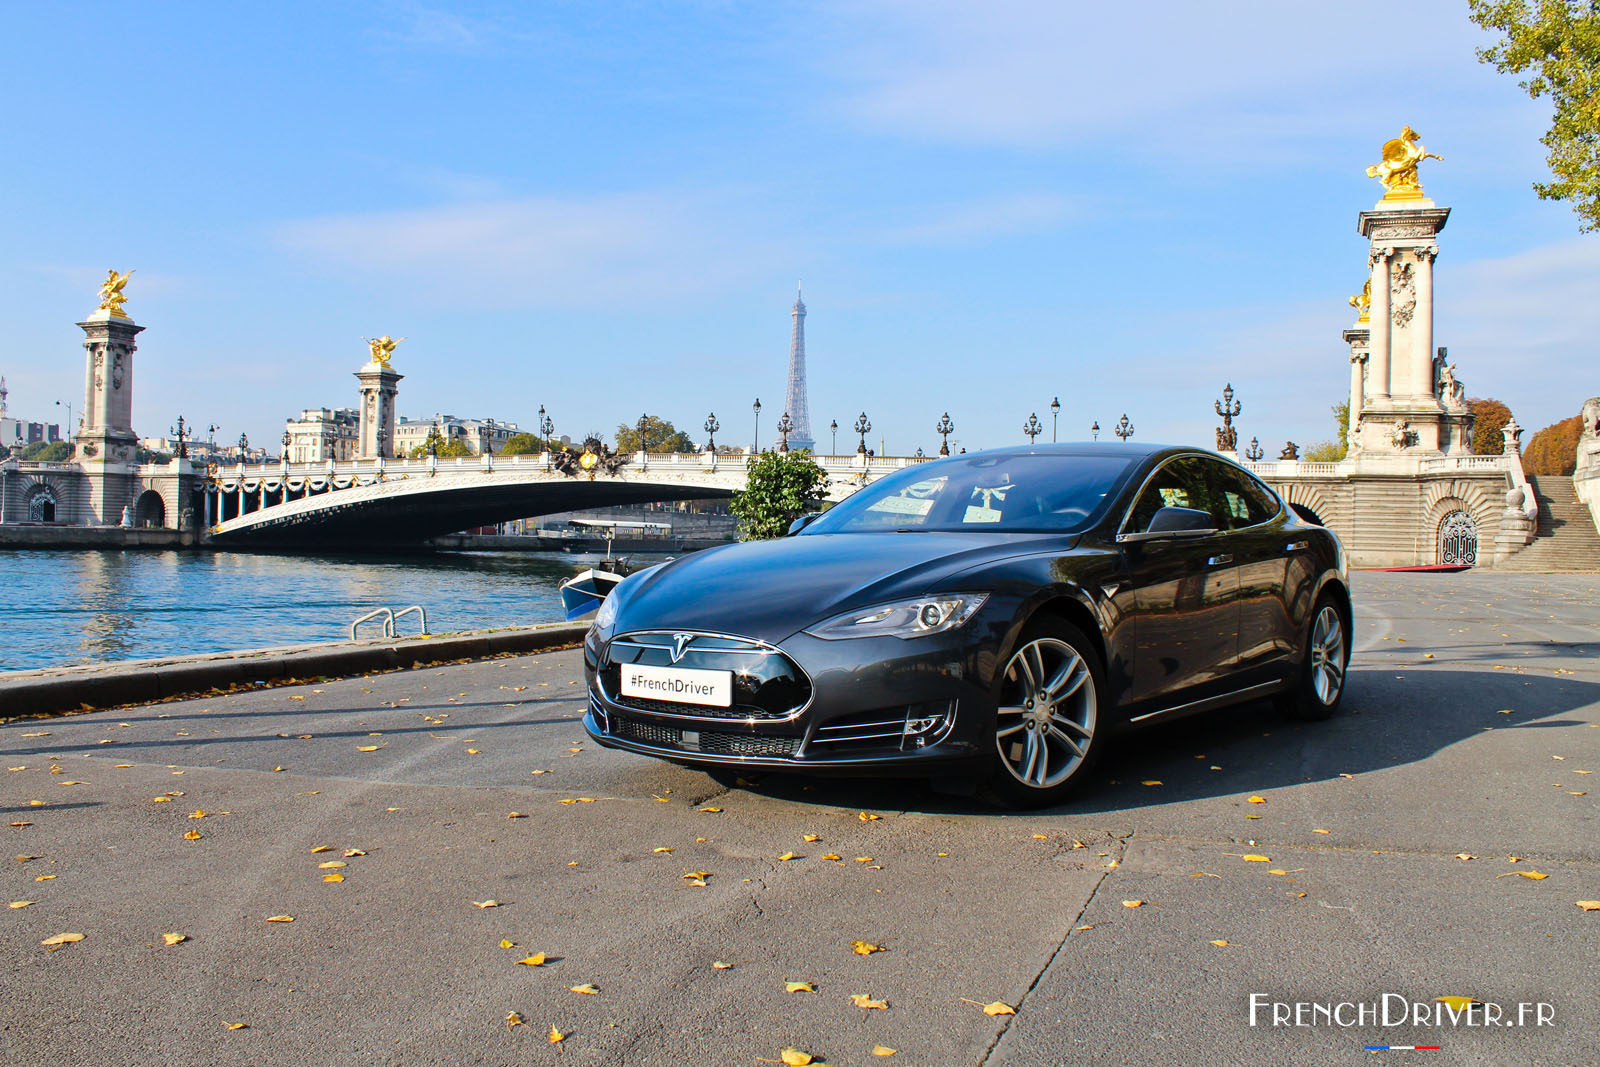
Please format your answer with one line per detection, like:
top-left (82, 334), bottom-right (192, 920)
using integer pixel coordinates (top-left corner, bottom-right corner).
top-left (636, 413), bottom-right (650, 453)
top-left (703, 412), bottom-right (719, 452)
top-left (171, 416), bottom-right (190, 459)
top-left (776, 411), bottom-right (794, 453)
top-left (936, 412), bottom-right (955, 456)
top-left (238, 432), bottom-right (250, 462)
top-left (1214, 382), bottom-right (1241, 452)
top-left (1090, 420), bottom-right (1100, 441)
top-left (830, 419), bottom-right (838, 456)
top-left (55, 400), bottom-right (73, 439)
top-left (854, 412), bottom-right (871, 455)
top-left (1244, 437), bottom-right (1264, 462)
top-left (1114, 414), bottom-right (1134, 442)
top-left (752, 398), bottom-right (762, 452)
top-left (915, 446), bottom-right (925, 458)
top-left (538, 405), bottom-right (554, 445)
top-left (281, 428), bottom-right (291, 464)
top-left (1023, 413), bottom-right (1042, 444)
top-left (1050, 397), bottom-right (1060, 442)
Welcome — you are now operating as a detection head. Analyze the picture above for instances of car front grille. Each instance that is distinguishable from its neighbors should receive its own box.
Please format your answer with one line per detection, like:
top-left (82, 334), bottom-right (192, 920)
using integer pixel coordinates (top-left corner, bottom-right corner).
top-left (601, 631), bottom-right (812, 721)
top-left (611, 715), bottom-right (800, 758)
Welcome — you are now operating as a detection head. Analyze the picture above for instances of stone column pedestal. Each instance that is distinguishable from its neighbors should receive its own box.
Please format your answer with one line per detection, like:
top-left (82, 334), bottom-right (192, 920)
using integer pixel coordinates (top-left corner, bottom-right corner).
top-left (355, 361), bottom-right (403, 460)
top-left (1493, 488), bottom-right (1535, 564)
top-left (75, 309), bottom-right (145, 524)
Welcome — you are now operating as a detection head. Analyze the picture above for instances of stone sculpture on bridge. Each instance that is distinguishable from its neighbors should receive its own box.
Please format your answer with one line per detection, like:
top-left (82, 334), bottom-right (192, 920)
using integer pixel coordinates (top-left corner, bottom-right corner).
top-left (97, 269), bottom-right (134, 318)
top-left (1366, 126), bottom-right (1441, 201)
top-left (363, 335), bottom-right (405, 366)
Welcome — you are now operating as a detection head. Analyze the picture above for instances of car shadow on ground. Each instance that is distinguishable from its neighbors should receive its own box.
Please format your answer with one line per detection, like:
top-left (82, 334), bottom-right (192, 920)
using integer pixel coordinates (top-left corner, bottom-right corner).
top-left (700, 667), bottom-right (1600, 817)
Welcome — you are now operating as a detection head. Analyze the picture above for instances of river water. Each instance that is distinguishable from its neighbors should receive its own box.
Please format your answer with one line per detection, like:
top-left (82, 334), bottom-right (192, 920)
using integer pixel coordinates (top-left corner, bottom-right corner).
top-left (0, 549), bottom-right (633, 673)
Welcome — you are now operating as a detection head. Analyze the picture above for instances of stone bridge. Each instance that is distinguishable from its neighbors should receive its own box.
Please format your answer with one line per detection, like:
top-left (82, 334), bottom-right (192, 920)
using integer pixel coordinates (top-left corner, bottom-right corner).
top-left (203, 451), bottom-right (921, 546)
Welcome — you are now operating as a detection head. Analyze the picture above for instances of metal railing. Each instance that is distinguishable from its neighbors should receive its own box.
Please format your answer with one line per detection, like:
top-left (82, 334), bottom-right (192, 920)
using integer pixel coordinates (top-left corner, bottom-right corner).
top-left (349, 605), bottom-right (430, 641)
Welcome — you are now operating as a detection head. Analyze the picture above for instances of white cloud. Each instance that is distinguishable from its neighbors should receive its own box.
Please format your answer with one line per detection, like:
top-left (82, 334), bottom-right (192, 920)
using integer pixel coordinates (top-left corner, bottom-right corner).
top-left (276, 190), bottom-right (798, 309)
top-left (826, 0), bottom-right (1499, 155)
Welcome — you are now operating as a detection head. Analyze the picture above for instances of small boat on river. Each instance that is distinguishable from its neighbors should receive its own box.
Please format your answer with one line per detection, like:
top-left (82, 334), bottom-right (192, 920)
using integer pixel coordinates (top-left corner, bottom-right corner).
top-left (557, 519), bottom-right (673, 620)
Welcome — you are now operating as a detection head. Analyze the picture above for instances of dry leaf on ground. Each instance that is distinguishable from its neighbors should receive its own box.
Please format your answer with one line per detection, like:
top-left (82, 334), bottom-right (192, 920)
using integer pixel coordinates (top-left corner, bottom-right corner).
top-left (785, 981), bottom-right (816, 993)
top-left (266, 915), bottom-right (294, 923)
top-left (850, 940), bottom-right (885, 955)
top-left (567, 984), bottom-right (599, 995)
top-left (851, 993), bottom-right (889, 1010)
top-left (162, 932), bottom-right (187, 946)
top-left (41, 932), bottom-right (85, 946)
top-left (505, 1012), bottom-right (524, 1029)
top-left (517, 954), bottom-right (547, 966)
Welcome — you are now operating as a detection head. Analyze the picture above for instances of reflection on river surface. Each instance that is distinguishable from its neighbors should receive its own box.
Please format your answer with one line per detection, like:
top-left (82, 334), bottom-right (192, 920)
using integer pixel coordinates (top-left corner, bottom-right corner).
top-left (1, 549), bottom-right (644, 673)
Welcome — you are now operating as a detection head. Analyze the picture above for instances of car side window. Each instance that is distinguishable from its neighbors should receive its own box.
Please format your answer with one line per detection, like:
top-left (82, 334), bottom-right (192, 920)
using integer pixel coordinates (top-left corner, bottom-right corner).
top-left (1209, 463), bottom-right (1280, 529)
top-left (1126, 457), bottom-right (1214, 533)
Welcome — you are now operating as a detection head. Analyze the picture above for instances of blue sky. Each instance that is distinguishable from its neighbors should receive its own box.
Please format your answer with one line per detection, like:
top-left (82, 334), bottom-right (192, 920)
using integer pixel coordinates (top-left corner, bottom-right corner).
top-left (2, 1), bottom-right (1594, 456)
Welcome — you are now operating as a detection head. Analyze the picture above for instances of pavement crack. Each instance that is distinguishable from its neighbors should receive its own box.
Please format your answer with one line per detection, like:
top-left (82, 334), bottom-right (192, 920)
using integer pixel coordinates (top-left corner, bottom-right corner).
top-left (975, 832), bottom-right (1130, 1066)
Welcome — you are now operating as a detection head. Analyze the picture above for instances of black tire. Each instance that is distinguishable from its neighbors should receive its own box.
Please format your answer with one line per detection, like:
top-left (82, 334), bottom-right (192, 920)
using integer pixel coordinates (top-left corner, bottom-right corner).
top-left (980, 619), bottom-right (1107, 809)
top-left (1277, 593), bottom-right (1349, 721)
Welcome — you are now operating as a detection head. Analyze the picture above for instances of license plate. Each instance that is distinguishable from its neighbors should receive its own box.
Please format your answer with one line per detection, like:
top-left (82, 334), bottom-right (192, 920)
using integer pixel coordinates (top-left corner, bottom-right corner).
top-left (619, 663), bottom-right (732, 707)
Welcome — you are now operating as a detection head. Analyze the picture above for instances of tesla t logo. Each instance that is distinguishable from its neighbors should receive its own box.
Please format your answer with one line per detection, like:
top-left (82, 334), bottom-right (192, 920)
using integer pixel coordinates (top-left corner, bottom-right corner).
top-left (670, 632), bottom-right (695, 663)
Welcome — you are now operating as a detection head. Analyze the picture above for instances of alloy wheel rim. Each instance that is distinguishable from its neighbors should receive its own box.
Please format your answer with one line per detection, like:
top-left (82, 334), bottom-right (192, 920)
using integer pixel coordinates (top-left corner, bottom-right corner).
top-left (1309, 606), bottom-right (1345, 705)
top-left (995, 637), bottom-right (1096, 789)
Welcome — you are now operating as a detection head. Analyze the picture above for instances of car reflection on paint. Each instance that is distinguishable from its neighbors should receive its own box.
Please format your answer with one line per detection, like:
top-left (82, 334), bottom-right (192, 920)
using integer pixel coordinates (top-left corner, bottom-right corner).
top-left (583, 443), bottom-right (1351, 808)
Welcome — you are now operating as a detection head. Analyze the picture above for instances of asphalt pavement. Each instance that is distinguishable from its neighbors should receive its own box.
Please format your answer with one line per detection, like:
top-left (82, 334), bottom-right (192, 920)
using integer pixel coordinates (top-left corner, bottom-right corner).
top-left (3, 570), bottom-right (1597, 1067)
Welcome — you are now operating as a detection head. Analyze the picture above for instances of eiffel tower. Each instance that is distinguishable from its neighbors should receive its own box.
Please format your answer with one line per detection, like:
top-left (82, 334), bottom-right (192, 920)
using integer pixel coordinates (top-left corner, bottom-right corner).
top-left (783, 283), bottom-right (815, 451)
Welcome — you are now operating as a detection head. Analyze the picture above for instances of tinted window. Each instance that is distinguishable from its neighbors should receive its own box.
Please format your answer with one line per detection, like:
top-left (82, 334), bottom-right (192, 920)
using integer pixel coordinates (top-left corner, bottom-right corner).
top-left (805, 454), bottom-right (1136, 534)
top-left (1209, 463), bottom-right (1280, 529)
top-left (1126, 457), bottom-right (1215, 534)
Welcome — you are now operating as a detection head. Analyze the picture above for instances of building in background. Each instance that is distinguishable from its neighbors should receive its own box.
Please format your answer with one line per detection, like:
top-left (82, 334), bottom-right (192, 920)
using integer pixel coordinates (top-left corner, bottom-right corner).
top-left (284, 407), bottom-right (360, 463)
top-left (0, 377), bottom-right (64, 453)
top-left (393, 414), bottom-right (520, 457)
top-left (782, 285), bottom-right (816, 451)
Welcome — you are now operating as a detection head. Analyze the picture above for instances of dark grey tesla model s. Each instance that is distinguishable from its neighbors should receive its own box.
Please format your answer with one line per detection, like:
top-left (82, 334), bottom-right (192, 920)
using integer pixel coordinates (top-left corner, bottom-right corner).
top-left (583, 443), bottom-right (1351, 808)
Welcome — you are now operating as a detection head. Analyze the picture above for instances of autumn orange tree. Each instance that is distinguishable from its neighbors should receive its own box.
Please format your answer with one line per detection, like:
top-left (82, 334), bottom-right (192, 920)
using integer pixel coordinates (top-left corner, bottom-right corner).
top-left (1522, 414), bottom-right (1584, 474)
top-left (1469, 397), bottom-right (1513, 454)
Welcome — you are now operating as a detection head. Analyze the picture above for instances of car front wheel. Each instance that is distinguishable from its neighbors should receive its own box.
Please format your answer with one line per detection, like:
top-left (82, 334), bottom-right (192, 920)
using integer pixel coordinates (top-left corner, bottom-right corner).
top-left (982, 621), bottom-right (1105, 809)
top-left (1278, 594), bottom-right (1348, 721)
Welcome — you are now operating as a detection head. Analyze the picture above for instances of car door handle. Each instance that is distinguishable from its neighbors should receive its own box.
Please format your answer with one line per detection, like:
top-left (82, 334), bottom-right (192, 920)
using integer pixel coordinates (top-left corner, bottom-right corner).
top-left (1285, 541), bottom-right (1309, 553)
top-left (1207, 554), bottom-right (1233, 566)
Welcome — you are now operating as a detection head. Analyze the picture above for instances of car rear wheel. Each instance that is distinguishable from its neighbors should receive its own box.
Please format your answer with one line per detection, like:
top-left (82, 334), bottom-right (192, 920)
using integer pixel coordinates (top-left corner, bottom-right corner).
top-left (1278, 594), bottom-right (1348, 721)
top-left (981, 621), bottom-right (1105, 809)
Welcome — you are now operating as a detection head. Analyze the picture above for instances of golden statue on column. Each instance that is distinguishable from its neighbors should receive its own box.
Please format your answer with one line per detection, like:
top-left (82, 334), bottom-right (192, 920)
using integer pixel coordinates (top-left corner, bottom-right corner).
top-left (363, 335), bottom-right (405, 365)
top-left (97, 269), bottom-right (134, 317)
top-left (1348, 278), bottom-right (1371, 322)
top-left (1366, 126), bottom-right (1441, 201)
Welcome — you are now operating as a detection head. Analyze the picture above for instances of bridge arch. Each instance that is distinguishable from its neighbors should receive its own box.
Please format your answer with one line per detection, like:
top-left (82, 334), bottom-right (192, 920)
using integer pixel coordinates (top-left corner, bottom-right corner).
top-left (25, 483), bottom-right (57, 523)
top-left (133, 489), bottom-right (166, 528)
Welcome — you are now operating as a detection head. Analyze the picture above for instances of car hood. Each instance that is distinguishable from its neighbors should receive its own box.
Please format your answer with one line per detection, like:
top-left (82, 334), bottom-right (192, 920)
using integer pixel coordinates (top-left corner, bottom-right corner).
top-left (613, 531), bottom-right (1071, 643)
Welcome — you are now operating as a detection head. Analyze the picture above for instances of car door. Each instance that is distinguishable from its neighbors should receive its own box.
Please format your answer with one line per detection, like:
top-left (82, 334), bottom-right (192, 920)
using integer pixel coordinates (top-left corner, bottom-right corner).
top-left (1118, 456), bottom-right (1239, 708)
top-left (1207, 461), bottom-right (1297, 679)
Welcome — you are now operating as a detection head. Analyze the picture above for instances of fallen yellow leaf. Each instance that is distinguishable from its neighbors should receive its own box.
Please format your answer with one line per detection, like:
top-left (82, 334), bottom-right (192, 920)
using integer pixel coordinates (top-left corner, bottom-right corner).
top-left (653, 847), bottom-right (674, 853)
top-left (188, 810), bottom-right (208, 819)
top-left (1248, 796), bottom-right (1266, 804)
top-left (778, 852), bottom-right (797, 861)
top-left (1032, 834), bottom-right (1048, 839)
top-left (859, 812), bottom-right (881, 821)
top-left (1122, 900), bottom-right (1145, 908)
top-left (472, 900), bottom-right (503, 908)
top-left (850, 940), bottom-right (885, 955)
top-left (183, 830), bottom-right (203, 841)
top-left (310, 846), bottom-right (333, 854)
top-left (981, 1001), bottom-right (1016, 1016)
top-left (567, 984), bottom-right (599, 995)
top-left (802, 834), bottom-right (820, 842)
top-left (1313, 829), bottom-right (1331, 834)
top-left (822, 854), bottom-right (842, 861)
top-left (873, 1046), bottom-right (897, 1057)
top-left (323, 873), bottom-right (345, 883)
top-left (699, 806), bottom-right (722, 813)
top-left (34, 874), bottom-right (54, 881)
top-left (318, 861), bottom-right (346, 869)
top-left (41, 932), bottom-right (85, 946)
top-left (855, 856), bottom-right (873, 863)
top-left (357, 745), bottom-right (381, 752)
top-left (683, 871), bottom-right (713, 881)
top-left (1435, 996), bottom-right (1477, 1010)
top-left (779, 1049), bottom-right (813, 1066)
top-left (548, 1025), bottom-right (565, 1043)
top-left (1268, 869), bottom-right (1288, 876)
top-left (499, 939), bottom-right (517, 949)
top-left (516, 954), bottom-right (547, 966)
top-left (1141, 780), bottom-right (1162, 786)
top-left (850, 993), bottom-right (889, 1009)
top-left (226, 1022), bottom-right (249, 1030)
top-left (162, 932), bottom-right (187, 946)
top-left (1575, 901), bottom-right (1600, 911)
top-left (505, 1011), bottom-right (524, 1029)
top-left (1209, 939), bottom-right (1229, 947)
top-left (266, 915), bottom-right (294, 923)
top-left (9, 901), bottom-right (34, 909)
top-left (152, 796), bottom-right (172, 803)
top-left (1240, 854), bottom-right (1270, 863)
top-left (785, 981), bottom-right (816, 993)
top-left (343, 849), bottom-right (365, 857)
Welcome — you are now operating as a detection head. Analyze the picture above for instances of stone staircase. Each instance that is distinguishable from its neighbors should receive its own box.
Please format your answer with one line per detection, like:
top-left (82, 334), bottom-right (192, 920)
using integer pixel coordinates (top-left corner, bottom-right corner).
top-left (1496, 474), bottom-right (1600, 571)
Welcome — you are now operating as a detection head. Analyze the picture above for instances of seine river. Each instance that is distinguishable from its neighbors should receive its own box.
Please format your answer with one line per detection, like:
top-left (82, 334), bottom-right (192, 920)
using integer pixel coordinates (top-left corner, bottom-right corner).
top-left (0, 549), bottom-right (624, 673)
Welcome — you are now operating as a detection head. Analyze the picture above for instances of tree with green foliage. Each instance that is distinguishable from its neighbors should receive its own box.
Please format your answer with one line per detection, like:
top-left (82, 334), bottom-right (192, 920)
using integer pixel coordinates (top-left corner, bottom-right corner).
top-left (1469, 1), bottom-right (1600, 230)
top-left (1302, 400), bottom-right (1351, 463)
top-left (729, 450), bottom-right (829, 541)
top-left (615, 415), bottom-right (696, 454)
top-left (20, 440), bottom-right (72, 462)
top-left (498, 433), bottom-right (548, 456)
top-left (1469, 397), bottom-right (1513, 454)
top-left (408, 428), bottom-right (473, 459)
top-left (1522, 414), bottom-right (1584, 473)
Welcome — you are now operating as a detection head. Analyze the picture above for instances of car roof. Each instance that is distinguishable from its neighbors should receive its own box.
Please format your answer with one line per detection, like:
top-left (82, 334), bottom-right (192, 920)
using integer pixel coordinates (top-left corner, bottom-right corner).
top-left (942, 442), bottom-right (1193, 461)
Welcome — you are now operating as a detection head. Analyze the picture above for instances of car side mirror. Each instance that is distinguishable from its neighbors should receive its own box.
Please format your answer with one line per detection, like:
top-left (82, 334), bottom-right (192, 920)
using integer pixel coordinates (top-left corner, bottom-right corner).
top-left (1116, 505), bottom-right (1218, 543)
top-left (787, 513), bottom-right (818, 536)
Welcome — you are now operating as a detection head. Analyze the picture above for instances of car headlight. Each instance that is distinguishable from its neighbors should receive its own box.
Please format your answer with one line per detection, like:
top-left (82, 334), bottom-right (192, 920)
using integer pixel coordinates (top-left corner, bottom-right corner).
top-left (590, 589), bottom-right (621, 641)
top-left (805, 594), bottom-right (988, 640)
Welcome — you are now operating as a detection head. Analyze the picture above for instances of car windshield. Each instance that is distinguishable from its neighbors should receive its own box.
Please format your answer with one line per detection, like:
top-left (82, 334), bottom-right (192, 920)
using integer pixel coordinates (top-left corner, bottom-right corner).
top-left (803, 453), bottom-right (1137, 534)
